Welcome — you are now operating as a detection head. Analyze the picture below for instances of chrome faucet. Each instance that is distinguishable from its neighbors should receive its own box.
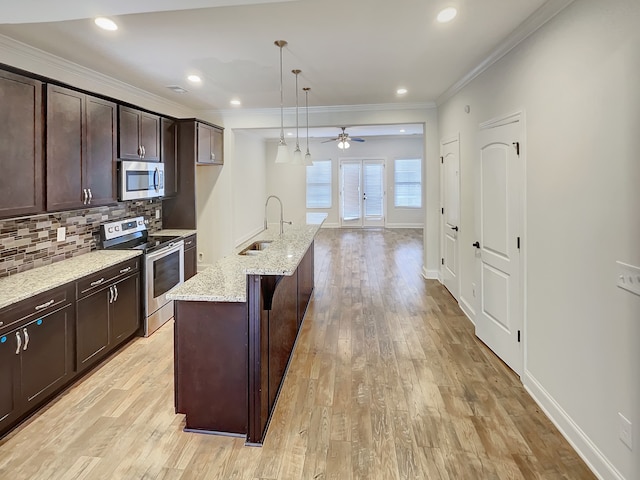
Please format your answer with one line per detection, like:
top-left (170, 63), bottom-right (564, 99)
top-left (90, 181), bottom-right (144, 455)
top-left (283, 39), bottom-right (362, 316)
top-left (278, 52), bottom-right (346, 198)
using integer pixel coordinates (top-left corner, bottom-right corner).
top-left (264, 195), bottom-right (291, 234)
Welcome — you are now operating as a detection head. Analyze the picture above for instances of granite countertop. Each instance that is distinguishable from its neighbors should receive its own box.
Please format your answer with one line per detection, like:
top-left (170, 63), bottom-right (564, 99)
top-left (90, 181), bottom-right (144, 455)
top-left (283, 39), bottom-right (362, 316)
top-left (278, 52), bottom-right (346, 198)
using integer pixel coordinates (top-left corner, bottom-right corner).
top-left (153, 229), bottom-right (197, 238)
top-left (167, 213), bottom-right (327, 303)
top-left (0, 250), bottom-right (142, 311)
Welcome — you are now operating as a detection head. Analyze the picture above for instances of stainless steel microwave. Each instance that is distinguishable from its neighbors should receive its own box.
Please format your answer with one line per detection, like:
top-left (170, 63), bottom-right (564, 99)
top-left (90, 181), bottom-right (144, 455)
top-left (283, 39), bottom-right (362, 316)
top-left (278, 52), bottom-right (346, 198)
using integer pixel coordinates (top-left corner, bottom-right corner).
top-left (118, 160), bottom-right (165, 201)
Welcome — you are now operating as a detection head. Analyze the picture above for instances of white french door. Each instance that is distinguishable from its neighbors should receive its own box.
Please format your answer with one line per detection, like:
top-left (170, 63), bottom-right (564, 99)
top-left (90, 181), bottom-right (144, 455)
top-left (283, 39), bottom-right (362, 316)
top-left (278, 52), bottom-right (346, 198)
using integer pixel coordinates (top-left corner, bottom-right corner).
top-left (475, 114), bottom-right (524, 376)
top-left (340, 159), bottom-right (385, 227)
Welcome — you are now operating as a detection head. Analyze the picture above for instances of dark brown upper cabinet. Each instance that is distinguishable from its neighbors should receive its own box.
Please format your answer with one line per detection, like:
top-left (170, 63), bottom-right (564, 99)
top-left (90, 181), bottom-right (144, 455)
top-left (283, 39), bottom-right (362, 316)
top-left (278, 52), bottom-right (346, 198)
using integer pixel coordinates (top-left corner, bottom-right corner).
top-left (0, 70), bottom-right (44, 219)
top-left (118, 106), bottom-right (160, 161)
top-left (196, 121), bottom-right (224, 165)
top-left (161, 117), bottom-right (178, 197)
top-left (46, 85), bottom-right (117, 211)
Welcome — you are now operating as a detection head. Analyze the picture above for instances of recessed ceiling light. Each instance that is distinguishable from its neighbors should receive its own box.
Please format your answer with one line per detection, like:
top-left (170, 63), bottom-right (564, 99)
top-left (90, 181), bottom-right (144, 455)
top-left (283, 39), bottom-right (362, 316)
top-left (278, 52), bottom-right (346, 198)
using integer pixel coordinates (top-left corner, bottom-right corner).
top-left (397, 88), bottom-right (408, 95)
top-left (187, 74), bottom-right (202, 83)
top-left (437, 7), bottom-right (457, 23)
top-left (230, 99), bottom-right (241, 106)
top-left (400, 129), bottom-right (406, 133)
top-left (94, 17), bottom-right (118, 31)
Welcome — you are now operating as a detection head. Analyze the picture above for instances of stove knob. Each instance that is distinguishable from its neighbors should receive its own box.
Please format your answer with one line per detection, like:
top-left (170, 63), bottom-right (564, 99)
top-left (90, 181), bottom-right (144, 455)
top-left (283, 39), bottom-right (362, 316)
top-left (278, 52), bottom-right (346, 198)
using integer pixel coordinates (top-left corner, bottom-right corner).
top-left (107, 227), bottom-right (113, 233)
top-left (115, 226), bottom-right (120, 231)
top-left (138, 220), bottom-right (144, 226)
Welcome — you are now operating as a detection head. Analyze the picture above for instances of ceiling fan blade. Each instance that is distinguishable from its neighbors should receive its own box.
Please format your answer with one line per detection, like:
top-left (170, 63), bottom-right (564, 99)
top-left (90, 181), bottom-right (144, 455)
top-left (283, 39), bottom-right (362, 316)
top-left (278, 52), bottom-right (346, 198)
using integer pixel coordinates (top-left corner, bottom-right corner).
top-left (321, 138), bottom-right (339, 143)
top-left (351, 137), bottom-right (365, 142)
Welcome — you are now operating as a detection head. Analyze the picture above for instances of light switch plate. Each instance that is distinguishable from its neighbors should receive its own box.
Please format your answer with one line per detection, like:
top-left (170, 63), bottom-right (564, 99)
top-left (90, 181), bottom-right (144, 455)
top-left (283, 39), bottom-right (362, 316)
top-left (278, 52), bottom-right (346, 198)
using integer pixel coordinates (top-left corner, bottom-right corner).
top-left (616, 261), bottom-right (640, 296)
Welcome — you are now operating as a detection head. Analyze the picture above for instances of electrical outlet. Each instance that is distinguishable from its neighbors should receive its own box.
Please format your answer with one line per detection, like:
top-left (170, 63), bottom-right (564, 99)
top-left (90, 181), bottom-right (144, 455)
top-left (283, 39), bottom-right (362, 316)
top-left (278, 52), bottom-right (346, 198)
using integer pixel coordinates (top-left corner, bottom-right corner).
top-left (56, 227), bottom-right (66, 242)
top-left (155, 209), bottom-right (161, 220)
top-left (616, 261), bottom-right (640, 296)
top-left (198, 252), bottom-right (204, 262)
top-left (619, 412), bottom-right (633, 450)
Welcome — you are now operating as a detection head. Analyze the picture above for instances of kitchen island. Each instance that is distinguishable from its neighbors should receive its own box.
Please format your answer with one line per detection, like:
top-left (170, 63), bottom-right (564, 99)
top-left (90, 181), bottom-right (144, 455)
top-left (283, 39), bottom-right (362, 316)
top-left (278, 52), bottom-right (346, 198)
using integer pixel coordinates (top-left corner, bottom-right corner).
top-left (167, 214), bottom-right (326, 445)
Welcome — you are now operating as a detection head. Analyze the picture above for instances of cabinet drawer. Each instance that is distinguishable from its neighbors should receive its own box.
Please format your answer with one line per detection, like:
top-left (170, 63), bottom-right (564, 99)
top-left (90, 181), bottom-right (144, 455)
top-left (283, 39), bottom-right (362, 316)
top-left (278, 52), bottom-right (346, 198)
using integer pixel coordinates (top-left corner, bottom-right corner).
top-left (0, 284), bottom-right (73, 336)
top-left (183, 234), bottom-right (196, 250)
top-left (76, 258), bottom-right (140, 297)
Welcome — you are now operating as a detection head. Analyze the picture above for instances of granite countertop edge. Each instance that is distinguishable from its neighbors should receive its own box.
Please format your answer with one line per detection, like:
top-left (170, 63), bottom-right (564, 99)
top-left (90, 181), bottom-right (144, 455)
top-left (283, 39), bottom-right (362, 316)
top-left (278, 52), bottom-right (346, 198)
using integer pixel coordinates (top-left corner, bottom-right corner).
top-left (167, 215), bottom-right (327, 304)
top-left (0, 250), bottom-right (142, 311)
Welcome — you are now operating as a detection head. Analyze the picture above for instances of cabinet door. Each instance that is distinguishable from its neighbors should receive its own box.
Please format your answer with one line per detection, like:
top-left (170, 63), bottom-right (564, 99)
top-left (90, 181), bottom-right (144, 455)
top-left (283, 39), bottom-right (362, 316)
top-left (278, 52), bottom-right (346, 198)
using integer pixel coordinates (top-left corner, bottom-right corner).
top-left (118, 106), bottom-right (142, 160)
top-left (46, 85), bottom-right (85, 211)
top-left (184, 246), bottom-right (197, 281)
top-left (0, 70), bottom-right (43, 218)
top-left (76, 288), bottom-right (110, 371)
top-left (211, 126), bottom-right (223, 165)
top-left (0, 329), bottom-right (21, 434)
top-left (197, 123), bottom-right (214, 164)
top-left (86, 96), bottom-right (117, 206)
top-left (161, 117), bottom-right (178, 197)
top-left (140, 112), bottom-right (160, 161)
top-left (110, 274), bottom-right (140, 345)
top-left (20, 304), bottom-right (74, 408)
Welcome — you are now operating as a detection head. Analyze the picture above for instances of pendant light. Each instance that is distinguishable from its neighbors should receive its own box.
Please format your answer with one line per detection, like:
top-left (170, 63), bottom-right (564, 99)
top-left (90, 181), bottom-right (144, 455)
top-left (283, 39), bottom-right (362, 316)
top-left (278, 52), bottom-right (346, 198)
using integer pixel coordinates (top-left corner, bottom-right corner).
top-left (291, 69), bottom-right (304, 165)
top-left (302, 87), bottom-right (313, 165)
top-left (274, 40), bottom-right (291, 164)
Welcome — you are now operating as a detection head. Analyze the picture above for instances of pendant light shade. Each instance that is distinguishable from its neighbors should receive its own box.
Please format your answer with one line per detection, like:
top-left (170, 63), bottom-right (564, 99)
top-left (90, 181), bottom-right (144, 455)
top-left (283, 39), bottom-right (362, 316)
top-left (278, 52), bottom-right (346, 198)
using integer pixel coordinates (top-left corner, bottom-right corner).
top-left (274, 40), bottom-right (291, 164)
top-left (303, 87), bottom-right (313, 165)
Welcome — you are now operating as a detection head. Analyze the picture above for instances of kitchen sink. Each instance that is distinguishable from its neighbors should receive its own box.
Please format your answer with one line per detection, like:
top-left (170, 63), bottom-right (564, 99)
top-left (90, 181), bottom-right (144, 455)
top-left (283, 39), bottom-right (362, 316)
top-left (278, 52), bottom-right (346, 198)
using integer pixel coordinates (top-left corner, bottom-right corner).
top-left (238, 240), bottom-right (273, 256)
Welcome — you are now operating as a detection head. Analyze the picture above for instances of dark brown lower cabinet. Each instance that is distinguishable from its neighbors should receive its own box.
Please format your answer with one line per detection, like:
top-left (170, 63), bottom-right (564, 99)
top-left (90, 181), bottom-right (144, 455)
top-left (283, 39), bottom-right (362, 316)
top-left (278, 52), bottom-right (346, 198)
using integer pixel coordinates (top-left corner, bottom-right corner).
top-left (0, 285), bottom-right (75, 437)
top-left (174, 240), bottom-right (315, 445)
top-left (76, 260), bottom-right (140, 373)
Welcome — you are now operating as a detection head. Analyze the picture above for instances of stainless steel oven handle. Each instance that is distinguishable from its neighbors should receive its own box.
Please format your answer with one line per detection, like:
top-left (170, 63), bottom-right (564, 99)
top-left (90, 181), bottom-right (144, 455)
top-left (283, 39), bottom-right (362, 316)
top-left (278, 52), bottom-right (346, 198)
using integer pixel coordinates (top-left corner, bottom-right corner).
top-left (154, 168), bottom-right (159, 192)
top-left (145, 241), bottom-right (184, 260)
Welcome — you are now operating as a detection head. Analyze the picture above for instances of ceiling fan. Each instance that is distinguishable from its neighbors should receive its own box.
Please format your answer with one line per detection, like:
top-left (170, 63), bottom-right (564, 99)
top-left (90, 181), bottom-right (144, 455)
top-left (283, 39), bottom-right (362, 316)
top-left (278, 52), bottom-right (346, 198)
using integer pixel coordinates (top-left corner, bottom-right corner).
top-left (322, 127), bottom-right (365, 149)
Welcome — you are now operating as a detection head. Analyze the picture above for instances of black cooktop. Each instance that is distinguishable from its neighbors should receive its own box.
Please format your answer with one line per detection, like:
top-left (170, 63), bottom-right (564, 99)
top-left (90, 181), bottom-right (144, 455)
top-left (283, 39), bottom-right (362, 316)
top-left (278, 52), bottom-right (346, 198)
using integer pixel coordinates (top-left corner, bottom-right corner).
top-left (102, 233), bottom-right (182, 254)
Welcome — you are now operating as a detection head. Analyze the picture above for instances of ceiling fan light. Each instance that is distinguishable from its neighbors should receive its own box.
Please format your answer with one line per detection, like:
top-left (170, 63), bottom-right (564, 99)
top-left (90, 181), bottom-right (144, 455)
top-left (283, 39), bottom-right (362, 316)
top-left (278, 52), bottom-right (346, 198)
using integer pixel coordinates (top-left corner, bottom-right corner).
top-left (304, 151), bottom-right (313, 166)
top-left (291, 147), bottom-right (304, 165)
top-left (338, 140), bottom-right (350, 149)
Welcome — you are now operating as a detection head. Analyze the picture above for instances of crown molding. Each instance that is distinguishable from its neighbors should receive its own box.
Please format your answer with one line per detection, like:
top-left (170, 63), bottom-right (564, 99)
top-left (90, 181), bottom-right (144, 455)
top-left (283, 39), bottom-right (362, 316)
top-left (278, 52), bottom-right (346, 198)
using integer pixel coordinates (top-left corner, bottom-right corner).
top-left (0, 34), bottom-right (193, 116)
top-left (216, 101), bottom-right (437, 119)
top-left (436, 0), bottom-right (576, 106)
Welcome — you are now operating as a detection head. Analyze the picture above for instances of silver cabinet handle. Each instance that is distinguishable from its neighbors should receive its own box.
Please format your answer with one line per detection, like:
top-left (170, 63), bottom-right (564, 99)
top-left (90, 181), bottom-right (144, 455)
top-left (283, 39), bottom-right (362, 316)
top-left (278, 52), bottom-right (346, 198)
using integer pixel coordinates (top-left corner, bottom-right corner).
top-left (35, 299), bottom-right (54, 311)
top-left (113, 284), bottom-right (118, 302)
top-left (108, 285), bottom-right (114, 303)
top-left (143, 146), bottom-right (146, 157)
top-left (137, 145), bottom-right (142, 158)
top-left (22, 328), bottom-right (29, 351)
top-left (211, 152), bottom-right (215, 160)
top-left (90, 277), bottom-right (105, 287)
top-left (83, 188), bottom-right (88, 204)
top-left (15, 331), bottom-right (21, 354)
top-left (120, 267), bottom-right (131, 274)
top-left (88, 188), bottom-right (92, 203)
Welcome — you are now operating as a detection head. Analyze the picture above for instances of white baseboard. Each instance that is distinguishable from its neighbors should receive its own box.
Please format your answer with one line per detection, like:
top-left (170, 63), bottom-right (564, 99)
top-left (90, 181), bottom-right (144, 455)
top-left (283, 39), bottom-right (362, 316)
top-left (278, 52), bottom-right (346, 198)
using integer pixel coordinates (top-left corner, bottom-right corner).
top-left (458, 296), bottom-right (476, 325)
top-left (196, 262), bottom-right (213, 272)
top-left (422, 266), bottom-right (440, 280)
top-left (523, 373), bottom-right (624, 480)
top-left (385, 223), bottom-right (425, 229)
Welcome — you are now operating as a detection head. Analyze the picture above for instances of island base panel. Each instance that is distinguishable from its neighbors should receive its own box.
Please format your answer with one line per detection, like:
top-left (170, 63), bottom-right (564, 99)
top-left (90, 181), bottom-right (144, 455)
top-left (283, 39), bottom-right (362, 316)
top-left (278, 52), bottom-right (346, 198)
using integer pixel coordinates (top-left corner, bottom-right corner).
top-left (175, 301), bottom-right (248, 435)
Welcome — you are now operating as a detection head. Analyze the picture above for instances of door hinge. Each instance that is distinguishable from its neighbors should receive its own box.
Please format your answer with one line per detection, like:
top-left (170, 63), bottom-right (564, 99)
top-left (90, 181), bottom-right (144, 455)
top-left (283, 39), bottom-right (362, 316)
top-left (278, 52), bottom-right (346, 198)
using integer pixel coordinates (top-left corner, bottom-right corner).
top-left (517, 236), bottom-right (521, 249)
top-left (513, 142), bottom-right (520, 156)
top-left (441, 207), bottom-right (444, 215)
top-left (441, 258), bottom-right (444, 265)
top-left (440, 156), bottom-right (444, 164)
top-left (517, 330), bottom-right (521, 342)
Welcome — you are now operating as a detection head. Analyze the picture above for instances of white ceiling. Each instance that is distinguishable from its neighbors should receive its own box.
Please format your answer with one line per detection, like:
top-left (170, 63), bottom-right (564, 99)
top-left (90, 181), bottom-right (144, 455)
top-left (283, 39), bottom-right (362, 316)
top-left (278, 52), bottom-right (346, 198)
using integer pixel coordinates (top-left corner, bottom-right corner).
top-left (0, 0), bottom-right (561, 138)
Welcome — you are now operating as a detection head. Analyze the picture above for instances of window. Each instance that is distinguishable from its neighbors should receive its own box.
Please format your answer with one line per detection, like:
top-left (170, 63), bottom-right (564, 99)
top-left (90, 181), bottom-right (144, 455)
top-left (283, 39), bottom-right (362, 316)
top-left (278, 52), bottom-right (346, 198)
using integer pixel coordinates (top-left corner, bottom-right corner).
top-left (394, 158), bottom-right (422, 208)
top-left (306, 160), bottom-right (332, 208)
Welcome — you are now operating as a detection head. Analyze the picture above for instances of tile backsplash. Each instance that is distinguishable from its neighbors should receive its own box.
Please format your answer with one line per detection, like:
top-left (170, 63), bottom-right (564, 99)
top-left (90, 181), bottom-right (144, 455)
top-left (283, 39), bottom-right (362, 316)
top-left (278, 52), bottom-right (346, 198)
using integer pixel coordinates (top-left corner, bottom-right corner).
top-left (0, 200), bottom-right (162, 278)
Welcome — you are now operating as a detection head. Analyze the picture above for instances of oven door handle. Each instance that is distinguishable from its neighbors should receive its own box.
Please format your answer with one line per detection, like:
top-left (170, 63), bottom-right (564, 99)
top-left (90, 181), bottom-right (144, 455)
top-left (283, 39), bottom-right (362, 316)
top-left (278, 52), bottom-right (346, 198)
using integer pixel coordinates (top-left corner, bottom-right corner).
top-left (153, 168), bottom-right (159, 192)
top-left (146, 241), bottom-right (184, 260)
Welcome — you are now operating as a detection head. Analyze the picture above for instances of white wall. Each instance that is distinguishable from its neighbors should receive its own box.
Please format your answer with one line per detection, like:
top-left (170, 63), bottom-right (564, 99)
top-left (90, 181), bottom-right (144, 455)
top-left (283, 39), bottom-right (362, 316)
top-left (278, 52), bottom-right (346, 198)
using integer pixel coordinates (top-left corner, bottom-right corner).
top-left (264, 135), bottom-right (425, 228)
top-left (437, 1), bottom-right (640, 479)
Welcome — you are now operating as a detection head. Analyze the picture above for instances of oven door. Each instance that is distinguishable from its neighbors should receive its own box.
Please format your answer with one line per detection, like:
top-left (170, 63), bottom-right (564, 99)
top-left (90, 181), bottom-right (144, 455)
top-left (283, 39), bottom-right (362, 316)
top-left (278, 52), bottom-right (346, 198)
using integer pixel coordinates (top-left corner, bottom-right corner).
top-left (145, 240), bottom-right (184, 318)
top-left (119, 160), bottom-right (165, 201)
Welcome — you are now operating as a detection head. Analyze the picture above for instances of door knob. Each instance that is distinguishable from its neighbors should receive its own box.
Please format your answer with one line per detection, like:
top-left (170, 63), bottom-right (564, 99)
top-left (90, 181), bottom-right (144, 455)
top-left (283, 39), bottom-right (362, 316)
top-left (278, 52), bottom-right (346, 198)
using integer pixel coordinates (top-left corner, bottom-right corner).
top-left (452, 226), bottom-right (459, 231)
top-left (472, 241), bottom-right (480, 248)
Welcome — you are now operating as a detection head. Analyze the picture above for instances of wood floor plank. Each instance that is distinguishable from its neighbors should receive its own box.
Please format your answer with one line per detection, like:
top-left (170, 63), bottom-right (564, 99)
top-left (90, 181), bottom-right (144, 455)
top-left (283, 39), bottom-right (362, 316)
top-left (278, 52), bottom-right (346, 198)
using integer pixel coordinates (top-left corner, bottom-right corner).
top-left (0, 228), bottom-right (596, 480)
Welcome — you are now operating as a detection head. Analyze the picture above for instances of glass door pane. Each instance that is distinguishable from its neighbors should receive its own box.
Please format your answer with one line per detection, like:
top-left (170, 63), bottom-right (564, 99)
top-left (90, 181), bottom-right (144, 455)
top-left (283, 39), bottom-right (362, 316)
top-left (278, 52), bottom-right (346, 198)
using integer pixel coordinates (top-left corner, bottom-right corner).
top-left (363, 161), bottom-right (384, 226)
top-left (341, 162), bottom-right (362, 226)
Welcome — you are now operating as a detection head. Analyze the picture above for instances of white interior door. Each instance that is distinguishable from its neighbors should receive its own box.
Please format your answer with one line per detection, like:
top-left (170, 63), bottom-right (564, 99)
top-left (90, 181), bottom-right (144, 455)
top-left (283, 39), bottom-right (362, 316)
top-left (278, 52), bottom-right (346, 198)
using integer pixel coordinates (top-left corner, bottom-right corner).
top-left (441, 136), bottom-right (460, 300)
top-left (340, 159), bottom-right (385, 227)
top-left (475, 117), bottom-right (523, 376)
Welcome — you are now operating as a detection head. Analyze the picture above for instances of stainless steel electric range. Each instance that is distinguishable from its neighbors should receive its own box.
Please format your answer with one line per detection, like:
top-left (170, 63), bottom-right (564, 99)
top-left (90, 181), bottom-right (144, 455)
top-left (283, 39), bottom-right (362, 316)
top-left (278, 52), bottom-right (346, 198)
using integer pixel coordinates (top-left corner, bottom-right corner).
top-left (100, 216), bottom-right (184, 336)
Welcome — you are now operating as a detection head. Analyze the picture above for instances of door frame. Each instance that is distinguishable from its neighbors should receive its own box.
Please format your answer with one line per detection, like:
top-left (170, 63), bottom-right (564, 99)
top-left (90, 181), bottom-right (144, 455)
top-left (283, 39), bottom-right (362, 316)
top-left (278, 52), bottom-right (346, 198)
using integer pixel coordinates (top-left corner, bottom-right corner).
top-left (440, 133), bottom-right (461, 301)
top-left (476, 110), bottom-right (527, 376)
top-left (339, 157), bottom-right (387, 228)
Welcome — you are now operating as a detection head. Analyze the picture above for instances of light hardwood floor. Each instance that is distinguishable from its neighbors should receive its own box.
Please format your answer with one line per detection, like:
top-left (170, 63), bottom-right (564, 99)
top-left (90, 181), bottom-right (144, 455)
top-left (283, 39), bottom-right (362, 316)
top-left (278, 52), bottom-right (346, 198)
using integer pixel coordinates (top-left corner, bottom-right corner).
top-left (0, 228), bottom-right (595, 480)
